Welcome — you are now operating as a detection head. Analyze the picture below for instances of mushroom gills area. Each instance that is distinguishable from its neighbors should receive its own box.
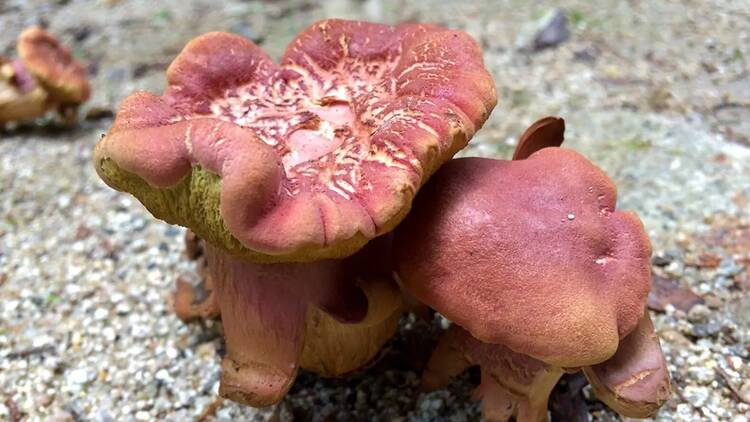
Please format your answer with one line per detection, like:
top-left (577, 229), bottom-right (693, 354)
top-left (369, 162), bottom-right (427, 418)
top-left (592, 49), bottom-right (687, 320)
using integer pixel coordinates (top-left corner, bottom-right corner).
top-left (204, 244), bottom-right (371, 406)
top-left (207, 56), bottom-right (400, 199)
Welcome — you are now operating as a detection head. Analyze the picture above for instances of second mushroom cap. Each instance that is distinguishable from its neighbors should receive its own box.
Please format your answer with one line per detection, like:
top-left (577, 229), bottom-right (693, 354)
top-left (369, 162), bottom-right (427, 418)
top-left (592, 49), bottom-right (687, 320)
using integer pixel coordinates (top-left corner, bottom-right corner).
top-left (395, 147), bottom-right (653, 367)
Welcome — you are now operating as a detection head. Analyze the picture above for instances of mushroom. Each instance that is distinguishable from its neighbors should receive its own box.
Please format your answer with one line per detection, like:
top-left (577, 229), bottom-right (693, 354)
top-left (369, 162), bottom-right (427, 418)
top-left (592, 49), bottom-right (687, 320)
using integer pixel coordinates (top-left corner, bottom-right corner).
top-left (92, 19), bottom-right (496, 406)
top-left (0, 58), bottom-right (49, 125)
top-left (18, 26), bottom-right (91, 121)
top-left (0, 27), bottom-right (90, 126)
top-left (394, 117), bottom-right (670, 421)
top-left (173, 230), bottom-right (219, 323)
top-left (583, 309), bottom-right (671, 418)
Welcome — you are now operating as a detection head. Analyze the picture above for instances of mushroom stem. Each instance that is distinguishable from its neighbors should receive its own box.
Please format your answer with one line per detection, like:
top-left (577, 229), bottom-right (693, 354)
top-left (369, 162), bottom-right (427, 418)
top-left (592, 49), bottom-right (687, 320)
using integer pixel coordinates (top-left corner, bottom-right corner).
top-left (421, 324), bottom-right (473, 391)
top-left (424, 325), bottom-right (563, 422)
top-left (483, 367), bottom-right (563, 422)
top-left (56, 103), bottom-right (80, 125)
top-left (300, 275), bottom-right (402, 376)
top-left (583, 310), bottom-right (671, 418)
top-left (207, 245), bottom-right (308, 406)
top-left (204, 241), bottom-right (399, 407)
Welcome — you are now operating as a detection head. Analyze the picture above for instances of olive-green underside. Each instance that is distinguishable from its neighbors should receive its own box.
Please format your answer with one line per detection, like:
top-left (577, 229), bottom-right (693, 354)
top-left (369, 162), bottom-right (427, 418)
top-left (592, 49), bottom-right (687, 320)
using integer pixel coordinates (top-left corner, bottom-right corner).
top-left (96, 158), bottom-right (376, 263)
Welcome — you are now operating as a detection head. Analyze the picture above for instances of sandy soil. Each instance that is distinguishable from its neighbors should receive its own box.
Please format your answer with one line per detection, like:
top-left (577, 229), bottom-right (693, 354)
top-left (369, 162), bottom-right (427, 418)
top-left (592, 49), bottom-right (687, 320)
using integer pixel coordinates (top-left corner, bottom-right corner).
top-left (1, 1), bottom-right (749, 421)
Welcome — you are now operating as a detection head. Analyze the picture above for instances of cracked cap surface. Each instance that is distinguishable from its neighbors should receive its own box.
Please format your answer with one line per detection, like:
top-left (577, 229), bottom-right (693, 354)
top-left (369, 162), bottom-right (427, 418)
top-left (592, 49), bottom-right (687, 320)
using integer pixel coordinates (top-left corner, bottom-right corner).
top-left (93, 19), bottom-right (496, 263)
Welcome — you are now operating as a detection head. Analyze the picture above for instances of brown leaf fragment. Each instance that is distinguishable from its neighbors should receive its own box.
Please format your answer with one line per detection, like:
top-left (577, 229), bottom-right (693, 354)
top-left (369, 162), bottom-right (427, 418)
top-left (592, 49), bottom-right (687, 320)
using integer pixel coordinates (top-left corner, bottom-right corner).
top-left (74, 224), bottom-right (92, 240)
top-left (699, 214), bottom-right (750, 256)
top-left (716, 366), bottom-right (750, 404)
top-left (197, 397), bottom-right (225, 421)
top-left (173, 275), bottom-right (218, 322)
top-left (99, 238), bottom-right (118, 259)
top-left (686, 252), bottom-right (722, 268)
top-left (647, 275), bottom-right (704, 313)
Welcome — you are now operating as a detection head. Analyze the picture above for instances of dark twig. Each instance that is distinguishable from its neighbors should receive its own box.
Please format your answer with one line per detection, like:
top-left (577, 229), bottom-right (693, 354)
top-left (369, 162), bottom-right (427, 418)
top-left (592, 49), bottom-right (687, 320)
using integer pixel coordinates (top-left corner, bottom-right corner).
top-left (7, 345), bottom-right (55, 359)
top-left (716, 366), bottom-right (750, 404)
top-left (712, 100), bottom-right (750, 111)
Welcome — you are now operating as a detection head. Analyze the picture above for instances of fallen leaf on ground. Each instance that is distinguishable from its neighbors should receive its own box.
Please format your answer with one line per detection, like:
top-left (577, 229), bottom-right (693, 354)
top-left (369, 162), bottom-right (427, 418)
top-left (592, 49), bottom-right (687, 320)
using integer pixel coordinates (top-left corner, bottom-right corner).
top-left (648, 275), bottom-right (705, 313)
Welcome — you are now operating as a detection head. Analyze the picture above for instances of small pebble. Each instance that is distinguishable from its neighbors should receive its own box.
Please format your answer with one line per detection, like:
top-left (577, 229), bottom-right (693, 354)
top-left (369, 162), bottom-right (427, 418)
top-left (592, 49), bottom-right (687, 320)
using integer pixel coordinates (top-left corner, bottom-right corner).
top-left (684, 385), bottom-right (710, 408)
top-left (688, 304), bottom-right (712, 323)
top-left (67, 368), bottom-right (93, 385)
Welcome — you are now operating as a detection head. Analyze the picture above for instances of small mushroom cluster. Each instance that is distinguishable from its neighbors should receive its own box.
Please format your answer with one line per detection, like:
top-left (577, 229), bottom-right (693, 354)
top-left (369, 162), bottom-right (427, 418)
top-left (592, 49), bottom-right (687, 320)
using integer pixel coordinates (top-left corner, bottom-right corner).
top-left (94, 19), bottom-right (495, 406)
top-left (0, 27), bottom-right (90, 126)
top-left (92, 19), bottom-right (670, 419)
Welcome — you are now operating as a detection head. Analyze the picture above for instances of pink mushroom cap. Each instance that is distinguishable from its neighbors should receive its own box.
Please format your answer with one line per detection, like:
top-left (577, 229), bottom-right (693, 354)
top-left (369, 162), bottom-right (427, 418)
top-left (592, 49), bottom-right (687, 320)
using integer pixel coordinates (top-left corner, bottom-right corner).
top-left (17, 26), bottom-right (90, 104)
top-left (395, 148), bottom-right (653, 368)
top-left (94, 19), bottom-right (496, 263)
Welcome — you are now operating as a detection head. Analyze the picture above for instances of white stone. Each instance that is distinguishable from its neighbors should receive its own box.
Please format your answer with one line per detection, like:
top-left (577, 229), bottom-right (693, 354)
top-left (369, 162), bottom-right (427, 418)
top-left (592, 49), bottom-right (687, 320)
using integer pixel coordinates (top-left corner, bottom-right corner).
top-left (67, 368), bottom-right (93, 385)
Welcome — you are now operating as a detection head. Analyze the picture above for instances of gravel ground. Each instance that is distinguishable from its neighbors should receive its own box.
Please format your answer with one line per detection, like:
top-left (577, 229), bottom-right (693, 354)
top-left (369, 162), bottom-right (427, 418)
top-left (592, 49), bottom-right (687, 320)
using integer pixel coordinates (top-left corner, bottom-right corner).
top-left (1, 0), bottom-right (749, 421)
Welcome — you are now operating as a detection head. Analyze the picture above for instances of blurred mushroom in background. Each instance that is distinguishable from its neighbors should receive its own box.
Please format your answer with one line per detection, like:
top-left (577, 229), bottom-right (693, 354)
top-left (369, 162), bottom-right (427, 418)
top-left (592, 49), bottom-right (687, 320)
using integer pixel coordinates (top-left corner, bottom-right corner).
top-left (0, 26), bottom-right (90, 127)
